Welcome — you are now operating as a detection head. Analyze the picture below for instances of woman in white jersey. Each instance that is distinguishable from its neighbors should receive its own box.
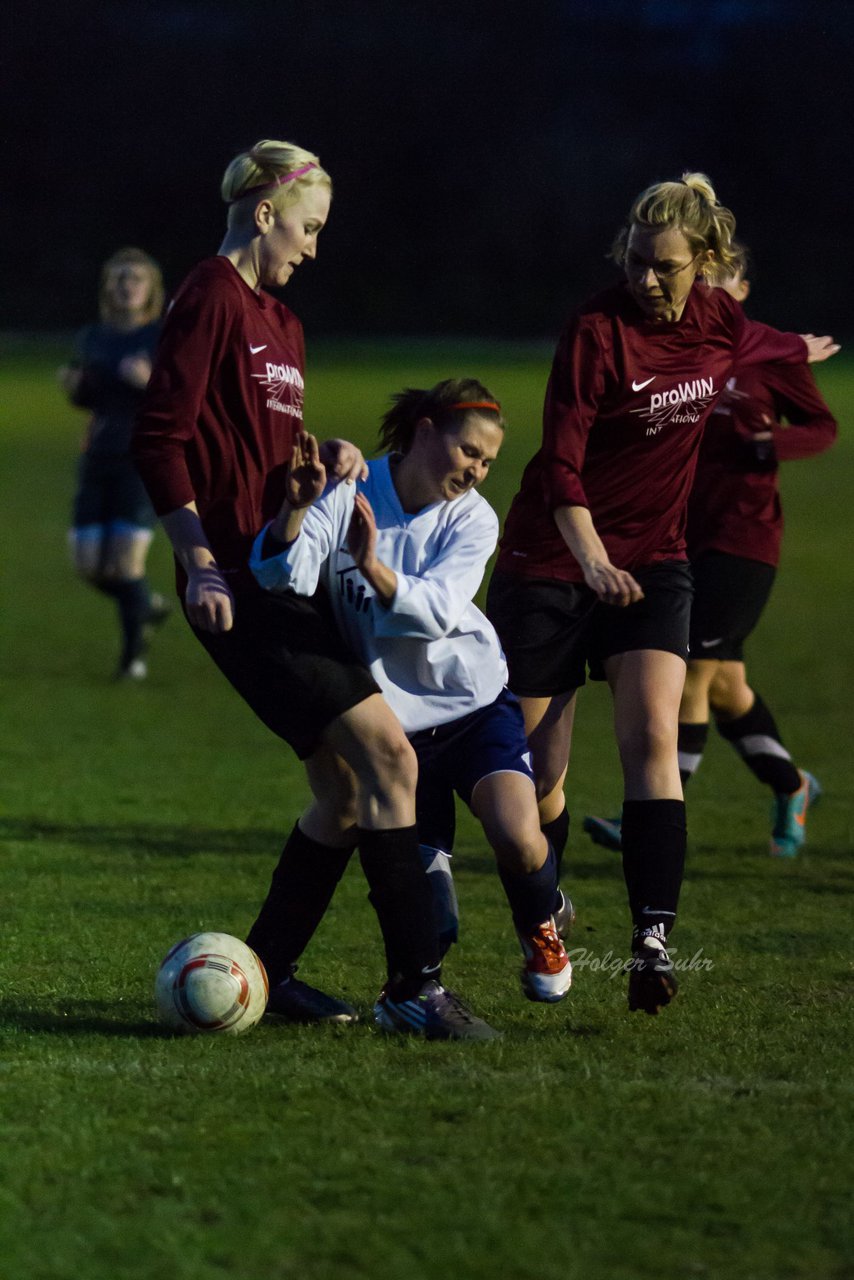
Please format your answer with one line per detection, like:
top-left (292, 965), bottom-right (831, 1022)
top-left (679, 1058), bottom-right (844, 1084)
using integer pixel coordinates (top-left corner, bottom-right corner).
top-left (251, 379), bottom-right (574, 1015)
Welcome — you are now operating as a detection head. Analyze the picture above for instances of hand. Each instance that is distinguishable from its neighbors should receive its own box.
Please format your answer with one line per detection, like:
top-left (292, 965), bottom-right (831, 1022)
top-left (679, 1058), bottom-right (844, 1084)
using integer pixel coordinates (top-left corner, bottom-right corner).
top-left (319, 437), bottom-right (368, 483)
top-left (801, 334), bottom-right (840, 364)
top-left (118, 353), bottom-right (153, 388)
top-left (583, 561), bottom-right (644, 607)
top-left (185, 565), bottom-right (235, 633)
top-left (347, 491), bottom-right (378, 569)
top-left (286, 432), bottom-right (327, 509)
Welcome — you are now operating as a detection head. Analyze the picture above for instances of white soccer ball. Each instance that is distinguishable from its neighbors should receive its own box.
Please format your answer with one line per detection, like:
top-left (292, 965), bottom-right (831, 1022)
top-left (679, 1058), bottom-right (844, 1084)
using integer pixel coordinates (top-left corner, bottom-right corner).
top-left (155, 932), bottom-right (269, 1036)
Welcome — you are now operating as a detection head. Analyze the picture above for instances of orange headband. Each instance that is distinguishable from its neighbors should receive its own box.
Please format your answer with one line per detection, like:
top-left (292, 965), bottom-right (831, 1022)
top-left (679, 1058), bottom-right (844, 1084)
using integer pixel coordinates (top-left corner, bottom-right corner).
top-left (449, 400), bottom-right (501, 412)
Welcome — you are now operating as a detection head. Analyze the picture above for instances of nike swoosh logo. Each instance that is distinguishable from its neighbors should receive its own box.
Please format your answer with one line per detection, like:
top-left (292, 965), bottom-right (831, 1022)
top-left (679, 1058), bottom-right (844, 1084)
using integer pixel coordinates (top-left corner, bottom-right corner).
top-left (700, 638), bottom-right (723, 648)
top-left (632, 377), bottom-right (656, 391)
top-left (249, 343), bottom-right (267, 354)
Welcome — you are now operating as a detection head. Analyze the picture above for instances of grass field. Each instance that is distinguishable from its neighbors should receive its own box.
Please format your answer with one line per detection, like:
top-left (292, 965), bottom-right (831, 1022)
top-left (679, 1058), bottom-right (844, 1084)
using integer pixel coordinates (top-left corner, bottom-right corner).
top-left (1, 337), bottom-right (853, 1280)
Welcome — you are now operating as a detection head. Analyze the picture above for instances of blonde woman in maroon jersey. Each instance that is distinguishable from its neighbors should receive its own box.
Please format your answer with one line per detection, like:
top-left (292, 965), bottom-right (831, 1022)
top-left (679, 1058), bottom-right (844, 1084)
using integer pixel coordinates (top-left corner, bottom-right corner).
top-left (486, 172), bottom-right (838, 1015)
top-left (133, 139), bottom-right (495, 1040)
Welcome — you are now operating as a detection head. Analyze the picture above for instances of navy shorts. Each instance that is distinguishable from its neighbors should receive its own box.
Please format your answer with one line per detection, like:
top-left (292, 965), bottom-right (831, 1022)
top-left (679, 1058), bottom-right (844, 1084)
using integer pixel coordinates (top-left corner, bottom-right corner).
top-left (410, 688), bottom-right (534, 854)
top-left (689, 551), bottom-right (776, 662)
top-left (72, 453), bottom-right (156, 531)
top-left (191, 588), bottom-right (381, 760)
top-left (487, 561), bottom-right (693, 697)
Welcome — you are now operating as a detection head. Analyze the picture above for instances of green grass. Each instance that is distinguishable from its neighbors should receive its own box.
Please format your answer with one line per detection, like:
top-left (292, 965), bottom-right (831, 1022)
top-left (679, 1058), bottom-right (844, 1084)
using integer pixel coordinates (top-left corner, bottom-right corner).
top-left (1, 338), bottom-right (853, 1280)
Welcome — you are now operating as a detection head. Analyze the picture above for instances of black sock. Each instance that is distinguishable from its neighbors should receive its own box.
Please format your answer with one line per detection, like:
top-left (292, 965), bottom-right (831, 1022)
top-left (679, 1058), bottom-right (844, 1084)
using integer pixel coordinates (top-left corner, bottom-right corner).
top-left (715, 693), bottom-right (801, 794)
top-left (541, 808), bottom-right (570, 913)
top-left (245, 824), bottom-right (354, 987)
top-left (359, 826), bottom-right (440, 997)
top-left (498, 843), bottom-right (559, 933)
top-left (677, 721), bottom-right (708, 787)
top-left (540, 808), bottom-right (570, 875)
top-left (621, 799), bottom-right (686, 941)
top-left (97, 577), bottom-right (151, 665)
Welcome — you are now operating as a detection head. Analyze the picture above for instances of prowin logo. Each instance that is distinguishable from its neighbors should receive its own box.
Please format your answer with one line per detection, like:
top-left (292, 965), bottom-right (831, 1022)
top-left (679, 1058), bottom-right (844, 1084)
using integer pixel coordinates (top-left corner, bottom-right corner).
top-left (251, 361), bottom-right (306, 419)
top-left (631, 376), bottom-right (717, 435)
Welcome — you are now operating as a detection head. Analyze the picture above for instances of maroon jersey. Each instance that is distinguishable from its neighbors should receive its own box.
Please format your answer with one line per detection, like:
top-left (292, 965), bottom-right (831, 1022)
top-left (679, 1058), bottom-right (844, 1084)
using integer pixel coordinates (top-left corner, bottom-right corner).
top-left (686, 362), bottom-right (837, 567)
top-left (133, 257), bottom-right (306, 595)
top-left (495, 281), bottom-right (807, 583)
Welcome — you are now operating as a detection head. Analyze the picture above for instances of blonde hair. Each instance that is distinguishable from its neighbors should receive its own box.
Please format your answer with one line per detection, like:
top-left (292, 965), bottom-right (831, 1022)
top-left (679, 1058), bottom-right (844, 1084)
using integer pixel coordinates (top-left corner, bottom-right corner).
top-left (378, 378), bottom-right (504, 455)
top-left (99, 247), bottom-right (164, 325)
top-left (222, 139), bottom-right (331, 229)
top-left (611, 171), bottom-right (739, 275)
top-left (706, 238), bottom-right (750, 288)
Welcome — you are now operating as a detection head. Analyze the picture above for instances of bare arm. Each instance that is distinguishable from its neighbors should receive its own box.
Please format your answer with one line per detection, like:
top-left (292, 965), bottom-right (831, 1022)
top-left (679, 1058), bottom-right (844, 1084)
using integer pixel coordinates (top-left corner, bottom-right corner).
top-left (159, 503), bottom-right (235, 633)
top-left (553, 505), bottom-right (644, 607)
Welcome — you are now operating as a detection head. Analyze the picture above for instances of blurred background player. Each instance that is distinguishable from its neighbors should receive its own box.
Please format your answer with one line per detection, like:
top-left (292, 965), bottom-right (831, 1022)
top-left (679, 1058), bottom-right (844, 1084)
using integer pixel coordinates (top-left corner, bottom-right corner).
top-left (251, 380), bottom-right (574, 1017)
top-left (60, 248), bottom-right (172, 680)
top-left (584, 242), bottom-right (837, 859)
top-left (133, 140), bottom-right (494, 1040)
top-left (486, 174), bottom-right (838, 1014)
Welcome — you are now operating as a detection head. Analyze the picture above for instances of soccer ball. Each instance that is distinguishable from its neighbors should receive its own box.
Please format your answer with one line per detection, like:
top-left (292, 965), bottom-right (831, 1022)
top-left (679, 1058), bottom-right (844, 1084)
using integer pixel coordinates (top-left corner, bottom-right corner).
top-left (155, 932), bottom-right (269, 1036)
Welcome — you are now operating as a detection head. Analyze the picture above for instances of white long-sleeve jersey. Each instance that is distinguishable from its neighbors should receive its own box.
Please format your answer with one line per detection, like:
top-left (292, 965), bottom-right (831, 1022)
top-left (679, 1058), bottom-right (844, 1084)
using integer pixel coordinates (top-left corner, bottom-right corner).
top-left (250, 455), bottom-right (508, 732)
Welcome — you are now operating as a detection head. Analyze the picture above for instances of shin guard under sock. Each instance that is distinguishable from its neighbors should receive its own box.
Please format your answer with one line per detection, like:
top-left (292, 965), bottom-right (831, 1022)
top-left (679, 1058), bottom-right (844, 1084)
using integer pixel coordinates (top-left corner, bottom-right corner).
top-left (359, 826), bottom-right (440, 996)
top-left (498, 843), bottom-right (559, 933)
top-left (246, 824), bottom-right (354, 986)
top-left (621, 799), bottom-right (686, 941)
top-left (715, 694), bottom-right (801, 794)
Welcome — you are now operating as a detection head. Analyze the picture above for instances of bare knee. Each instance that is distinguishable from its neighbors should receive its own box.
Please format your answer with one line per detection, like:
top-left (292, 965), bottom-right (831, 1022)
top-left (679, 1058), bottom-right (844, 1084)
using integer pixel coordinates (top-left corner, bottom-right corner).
top-left (616, 717), bottom-right (676, 772)
top-left (491, 825), bottom-right (547, 873)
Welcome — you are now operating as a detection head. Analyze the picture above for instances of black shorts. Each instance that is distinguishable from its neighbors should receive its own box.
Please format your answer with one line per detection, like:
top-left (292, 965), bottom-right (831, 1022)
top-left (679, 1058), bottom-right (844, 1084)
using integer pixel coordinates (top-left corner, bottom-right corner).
top-left (72, 453), bottom-right (156, 531)
top-left (191, 588), bottom-right (381, 760)
top-left (486, 561), bottom-right (692, 697)
top-left (689, 551), bottom-right (776, 662)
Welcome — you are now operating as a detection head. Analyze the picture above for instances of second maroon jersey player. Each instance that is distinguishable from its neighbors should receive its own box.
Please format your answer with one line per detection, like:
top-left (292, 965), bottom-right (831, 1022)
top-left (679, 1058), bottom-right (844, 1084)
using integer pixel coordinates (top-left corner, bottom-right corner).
top-left (496, 280), bottom-right (807, 584)
top-left (687, 359), bottom-right (837, 567)
top-left (486, 172), bottom-right (838, 1016)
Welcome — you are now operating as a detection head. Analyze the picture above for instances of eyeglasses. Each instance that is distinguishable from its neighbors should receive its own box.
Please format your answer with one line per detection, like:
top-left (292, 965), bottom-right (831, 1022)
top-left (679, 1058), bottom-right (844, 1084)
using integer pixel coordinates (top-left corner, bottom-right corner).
top-left (624, 252), bottom-right (701, 283)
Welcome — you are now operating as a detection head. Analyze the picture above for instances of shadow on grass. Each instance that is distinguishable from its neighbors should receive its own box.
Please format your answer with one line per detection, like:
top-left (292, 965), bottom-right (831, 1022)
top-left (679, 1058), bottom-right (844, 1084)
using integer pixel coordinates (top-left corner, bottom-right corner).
top-left (0, 816), bottom-right (282, 858)
top-left (0, 998), bottom-right (167, 1038)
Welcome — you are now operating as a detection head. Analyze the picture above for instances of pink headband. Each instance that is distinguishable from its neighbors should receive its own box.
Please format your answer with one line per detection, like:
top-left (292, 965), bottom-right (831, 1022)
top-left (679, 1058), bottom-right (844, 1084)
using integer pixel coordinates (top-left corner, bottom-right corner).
top-left (229, 163), bottom-right (318, 205)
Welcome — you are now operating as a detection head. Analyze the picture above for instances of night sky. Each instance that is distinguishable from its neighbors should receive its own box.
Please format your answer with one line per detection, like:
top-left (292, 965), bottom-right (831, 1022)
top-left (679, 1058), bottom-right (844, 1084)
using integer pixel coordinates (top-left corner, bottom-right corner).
top-left (5, 0), bottom-right (852, 335)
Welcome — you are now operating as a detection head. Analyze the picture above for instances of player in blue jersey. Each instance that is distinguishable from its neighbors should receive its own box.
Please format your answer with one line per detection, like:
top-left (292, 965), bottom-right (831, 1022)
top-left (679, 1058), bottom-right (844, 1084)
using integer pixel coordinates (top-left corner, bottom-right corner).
top-left (60, 248), bottom-right (171, 680)
top-left (251, 378), bottom-right (574, 1019)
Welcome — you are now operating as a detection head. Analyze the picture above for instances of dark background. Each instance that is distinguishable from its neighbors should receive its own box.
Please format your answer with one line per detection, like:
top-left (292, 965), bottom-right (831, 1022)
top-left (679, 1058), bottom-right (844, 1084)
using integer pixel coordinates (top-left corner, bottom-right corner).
top-left (3, 0), bottom-right (852, 338)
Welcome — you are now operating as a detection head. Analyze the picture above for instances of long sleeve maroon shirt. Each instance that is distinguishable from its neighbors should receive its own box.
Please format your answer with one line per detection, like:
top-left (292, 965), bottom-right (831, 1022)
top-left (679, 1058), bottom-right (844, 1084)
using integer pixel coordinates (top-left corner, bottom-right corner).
top-left (132, 256), bottom-right (306, 596)
top-left (686, 361), bottom-right (837, 567)
top-left (495, 280), bottom-right (807, 582)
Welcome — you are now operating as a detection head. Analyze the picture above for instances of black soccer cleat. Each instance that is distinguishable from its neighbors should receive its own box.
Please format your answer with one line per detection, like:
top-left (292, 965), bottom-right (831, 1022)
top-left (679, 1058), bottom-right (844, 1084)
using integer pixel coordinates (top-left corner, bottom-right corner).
top-left (266, 975), bottom-right (358, 1024)
top-left (626, 935), bottom-right (678, 1016)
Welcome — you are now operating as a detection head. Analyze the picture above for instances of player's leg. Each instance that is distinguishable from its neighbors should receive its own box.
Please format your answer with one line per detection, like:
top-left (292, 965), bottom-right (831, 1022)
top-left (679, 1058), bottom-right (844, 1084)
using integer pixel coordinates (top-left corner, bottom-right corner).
top-left (518, 691), bottom-right (576, 874)
top-left (607, 646), bottom-right (686, 1014)
top-left (246, 747), bottom-right (360, 1022)
top-left (471, 769), bottom-right (571, 1002)
top-left (100, 524), bottom-right (156, 678)
top-left (710, 662), bottom-right (820, 857)
top-left (677, 658), bottom-right (718, 788)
